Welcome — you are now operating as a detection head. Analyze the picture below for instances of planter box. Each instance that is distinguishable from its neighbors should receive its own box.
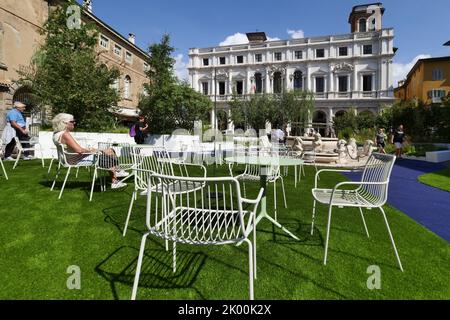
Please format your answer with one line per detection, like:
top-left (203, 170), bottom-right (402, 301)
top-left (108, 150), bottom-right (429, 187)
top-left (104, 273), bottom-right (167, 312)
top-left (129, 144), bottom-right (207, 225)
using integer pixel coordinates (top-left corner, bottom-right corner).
top-left (426, 150), bottom-right (450, 163)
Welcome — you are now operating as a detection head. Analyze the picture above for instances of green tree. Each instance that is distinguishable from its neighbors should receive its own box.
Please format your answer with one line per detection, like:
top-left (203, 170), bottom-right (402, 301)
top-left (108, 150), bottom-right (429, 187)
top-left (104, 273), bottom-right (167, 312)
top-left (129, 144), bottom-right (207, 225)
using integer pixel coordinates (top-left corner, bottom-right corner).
top-left (230, 91), bottom-right (314, 133)
top-left (18, 0), bottom-right (120, 131)
top-left (139, 34), bottom-right (211, 134)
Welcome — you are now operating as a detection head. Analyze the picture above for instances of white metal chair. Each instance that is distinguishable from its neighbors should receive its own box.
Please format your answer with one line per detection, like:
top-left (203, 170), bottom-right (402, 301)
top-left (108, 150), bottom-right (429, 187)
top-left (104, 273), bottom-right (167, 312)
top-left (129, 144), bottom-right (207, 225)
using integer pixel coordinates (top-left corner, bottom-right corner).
top-left (51, 141), bottom-right (96, 200)
top-left (131, 173), bottom-right (264, 300)
top-left (229, 156), bottom-right (287, 221)
top-left (310, 153), bottom-right (403, 271)
top-left (12, 126), bottom-right (45, 170)
top-left (123, 146), bottom-right (207, 237)
top-left (89, 142), bottom-right (134, 201)
top-left (0, 139), bottom-right (8, 180)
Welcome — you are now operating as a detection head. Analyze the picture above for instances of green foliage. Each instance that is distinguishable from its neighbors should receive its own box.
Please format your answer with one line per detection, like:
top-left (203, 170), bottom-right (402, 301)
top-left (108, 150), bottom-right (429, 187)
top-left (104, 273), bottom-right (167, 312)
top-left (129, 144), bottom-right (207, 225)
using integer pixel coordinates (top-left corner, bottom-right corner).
top-left (139, 34), bottom-right (211, 134)
top-left (18, 0), bottom-right (121, 132)
top-left (390, 100), bottom-right (450, 143)
top-left (333, 108), bottom-right (358, 134)
top-left (230, 90), bottom-right (314, 133)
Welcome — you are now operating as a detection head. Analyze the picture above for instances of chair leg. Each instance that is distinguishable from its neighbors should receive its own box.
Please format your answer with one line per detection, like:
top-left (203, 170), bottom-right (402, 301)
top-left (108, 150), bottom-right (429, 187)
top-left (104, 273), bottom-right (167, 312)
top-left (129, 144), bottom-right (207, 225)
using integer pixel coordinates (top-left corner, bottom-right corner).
top-left (294, 166), bottom-right (297, 188)
top-left (280, 177), bottom-right (287, 209)
top-left (253, 212), bottom-right (257, 280)
top-left (131, 233), bottom-right (149, 300)
top-left (89, 168), bottom-right (97, 202)
top-left (123, 191), bottom-right (136, 237)
top-left (58, 167), bottom-right (71, 200)
top-left (359, 208), bottom-right (370, 238)
top-left (311, 199), bottom-right (317, 235)
top-left (51, 166), bottom-right (61, 191)
top-left (323, 205), bottom-right (334, 265)
top-left (1, 160), bottom-right (8, 180)
top-left (273, 180), bottom-right (277, 221)
top-left (379, 207), bottom-right (404, 271)
top-left (13, 150), bottom-right (21, 170)
top-left (46, 158), bottom-right (54, 182)
top-left (243, 238), bottom-right (254, 300)
top-left (172, 242), bottom-right (177, 273)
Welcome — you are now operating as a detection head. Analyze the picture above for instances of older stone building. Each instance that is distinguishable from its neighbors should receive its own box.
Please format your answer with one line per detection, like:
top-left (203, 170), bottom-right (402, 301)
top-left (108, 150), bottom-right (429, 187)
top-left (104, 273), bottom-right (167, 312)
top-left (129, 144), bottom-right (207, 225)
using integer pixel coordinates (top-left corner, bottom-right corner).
top-left (0, 0), bottom-right (149, 132)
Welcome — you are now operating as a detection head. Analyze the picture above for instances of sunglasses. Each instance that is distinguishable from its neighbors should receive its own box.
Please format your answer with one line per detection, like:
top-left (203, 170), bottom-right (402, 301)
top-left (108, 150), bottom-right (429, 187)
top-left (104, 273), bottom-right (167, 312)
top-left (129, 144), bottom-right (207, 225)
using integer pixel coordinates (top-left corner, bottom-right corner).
top-left (68, 120), bottom-right (76, 123)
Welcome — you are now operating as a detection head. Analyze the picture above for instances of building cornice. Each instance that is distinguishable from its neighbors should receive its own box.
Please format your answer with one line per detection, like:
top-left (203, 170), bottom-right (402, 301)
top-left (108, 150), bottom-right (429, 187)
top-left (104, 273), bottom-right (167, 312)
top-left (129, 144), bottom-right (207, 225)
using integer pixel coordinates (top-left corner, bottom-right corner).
top-left (189, 28), bottom-right (394, 56)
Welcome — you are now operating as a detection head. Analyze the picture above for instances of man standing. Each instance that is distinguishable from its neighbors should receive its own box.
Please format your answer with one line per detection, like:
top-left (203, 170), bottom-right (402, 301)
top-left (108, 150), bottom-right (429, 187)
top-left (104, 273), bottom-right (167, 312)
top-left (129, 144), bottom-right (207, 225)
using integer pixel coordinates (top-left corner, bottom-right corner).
top-left (133, 115), bottom-right (149, 145)
top-left (4, 101), bottom-right (31, 160)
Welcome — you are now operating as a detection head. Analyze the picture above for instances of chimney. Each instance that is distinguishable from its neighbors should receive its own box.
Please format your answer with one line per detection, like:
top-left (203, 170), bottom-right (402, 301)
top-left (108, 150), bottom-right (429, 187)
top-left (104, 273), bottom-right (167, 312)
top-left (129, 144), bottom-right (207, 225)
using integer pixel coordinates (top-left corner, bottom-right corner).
top-left (128, 33), bottom-right (136, 44)
top-left (83, 0), bottom-right (92, 13)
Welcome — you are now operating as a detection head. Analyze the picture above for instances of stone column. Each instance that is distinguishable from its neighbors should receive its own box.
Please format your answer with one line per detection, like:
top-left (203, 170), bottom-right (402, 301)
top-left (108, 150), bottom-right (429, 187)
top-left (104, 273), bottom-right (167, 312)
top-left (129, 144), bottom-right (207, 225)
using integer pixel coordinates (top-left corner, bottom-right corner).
top-left (353, 65), bottom-right (358, 98)
top-left (328, 66), bottom-right (334, 98)
top-left (265, 68), bottom-right (270, 93)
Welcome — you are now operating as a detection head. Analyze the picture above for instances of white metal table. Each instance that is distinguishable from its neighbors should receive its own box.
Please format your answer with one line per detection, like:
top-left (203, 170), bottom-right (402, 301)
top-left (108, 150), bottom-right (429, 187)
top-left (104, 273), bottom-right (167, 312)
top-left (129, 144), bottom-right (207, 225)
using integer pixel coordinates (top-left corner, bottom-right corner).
top-left (225, 156), bottom-right (304, 241)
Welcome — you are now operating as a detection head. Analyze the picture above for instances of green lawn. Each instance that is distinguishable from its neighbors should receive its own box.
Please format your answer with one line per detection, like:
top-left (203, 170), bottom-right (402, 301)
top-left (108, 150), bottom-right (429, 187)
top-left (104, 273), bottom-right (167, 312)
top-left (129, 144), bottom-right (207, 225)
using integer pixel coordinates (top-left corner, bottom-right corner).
top-left (0, 160), bottom-right (449, 300)
top-left (418, 167), bottom-right (450, 192)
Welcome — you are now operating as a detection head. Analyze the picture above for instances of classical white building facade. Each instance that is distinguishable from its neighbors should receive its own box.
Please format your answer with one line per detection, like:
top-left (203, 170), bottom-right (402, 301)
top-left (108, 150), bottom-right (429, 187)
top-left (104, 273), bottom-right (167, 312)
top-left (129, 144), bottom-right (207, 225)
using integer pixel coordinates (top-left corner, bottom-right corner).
top-left (188, 3), bottom-right (396, 132)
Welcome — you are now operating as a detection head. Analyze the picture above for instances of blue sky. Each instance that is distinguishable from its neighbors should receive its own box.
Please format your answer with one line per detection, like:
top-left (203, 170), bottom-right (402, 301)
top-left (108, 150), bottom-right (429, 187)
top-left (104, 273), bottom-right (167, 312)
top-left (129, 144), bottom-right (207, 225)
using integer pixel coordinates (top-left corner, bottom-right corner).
top-left (78, 0), bottom-right (450, 83)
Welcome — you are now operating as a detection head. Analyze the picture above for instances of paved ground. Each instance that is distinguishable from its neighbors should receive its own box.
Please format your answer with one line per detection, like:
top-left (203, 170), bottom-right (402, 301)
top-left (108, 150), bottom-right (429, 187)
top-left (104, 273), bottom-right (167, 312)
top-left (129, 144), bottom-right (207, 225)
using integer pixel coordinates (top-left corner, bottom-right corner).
top-left (345, 159), bottom-right (450, 243)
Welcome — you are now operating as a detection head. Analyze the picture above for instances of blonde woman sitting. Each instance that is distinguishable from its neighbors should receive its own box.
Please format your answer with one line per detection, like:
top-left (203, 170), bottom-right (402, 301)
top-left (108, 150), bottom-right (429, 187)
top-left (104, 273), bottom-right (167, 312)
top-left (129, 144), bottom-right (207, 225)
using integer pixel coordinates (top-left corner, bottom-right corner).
top-left (52, 113), bottom-right (127, 189)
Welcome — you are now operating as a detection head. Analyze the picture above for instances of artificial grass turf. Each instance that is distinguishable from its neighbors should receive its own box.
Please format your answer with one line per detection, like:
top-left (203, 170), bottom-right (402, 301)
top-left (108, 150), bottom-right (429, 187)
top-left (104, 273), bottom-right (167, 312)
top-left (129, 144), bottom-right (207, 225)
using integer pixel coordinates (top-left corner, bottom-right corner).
top-left (0, 160), bottom-right (449, 300)
top-left (418, 167), bottom-right (450, 193)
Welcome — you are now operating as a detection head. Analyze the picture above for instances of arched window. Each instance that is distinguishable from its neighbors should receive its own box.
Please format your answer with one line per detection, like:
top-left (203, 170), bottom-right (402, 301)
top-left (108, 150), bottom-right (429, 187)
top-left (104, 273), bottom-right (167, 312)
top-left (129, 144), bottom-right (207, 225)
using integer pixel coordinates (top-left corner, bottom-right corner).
top-left (334, 110), bottom-right (346, 118)
top-left (359, 18), bottom-right (367, 32)
top-left (293, 71), bottom-right (303, 90)
top-left (254, 72), bottom-right (263, 93)
top-left (124, 75), bottom-right (131, 99)
top-left (313, 110), bottom-right (327, 124)
top-left (273, 71), bottom-right (282, 94)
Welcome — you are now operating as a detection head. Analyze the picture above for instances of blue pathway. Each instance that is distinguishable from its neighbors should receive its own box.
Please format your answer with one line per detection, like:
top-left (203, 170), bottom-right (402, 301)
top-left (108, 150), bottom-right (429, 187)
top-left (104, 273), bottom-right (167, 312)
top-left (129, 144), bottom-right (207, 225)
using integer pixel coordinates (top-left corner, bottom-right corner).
top-left (345, 159), bottom-right (450, 242)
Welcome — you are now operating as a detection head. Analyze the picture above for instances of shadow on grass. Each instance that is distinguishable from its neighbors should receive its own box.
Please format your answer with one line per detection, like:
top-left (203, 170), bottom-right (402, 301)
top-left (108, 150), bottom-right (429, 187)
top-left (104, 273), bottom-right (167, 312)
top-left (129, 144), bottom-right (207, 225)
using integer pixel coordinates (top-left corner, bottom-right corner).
top-left (102, 201), bottom-right (147, 236)
top-left (95, 246), bottom-right (208, 300)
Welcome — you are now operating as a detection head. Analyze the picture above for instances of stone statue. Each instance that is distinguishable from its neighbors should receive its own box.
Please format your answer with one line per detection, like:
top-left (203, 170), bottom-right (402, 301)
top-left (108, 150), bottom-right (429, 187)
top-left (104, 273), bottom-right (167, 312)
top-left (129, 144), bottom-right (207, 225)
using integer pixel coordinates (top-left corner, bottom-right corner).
top-left (292, 136), bottom-right (303, 156)
top-left (337, 139), bottom-right (348, 163)
top-left (361, 140), bottom-right (375, 158)
top-left (347, 138), bottom-right (358, 160)
top-left (313, 133), bottom-right (323, 152)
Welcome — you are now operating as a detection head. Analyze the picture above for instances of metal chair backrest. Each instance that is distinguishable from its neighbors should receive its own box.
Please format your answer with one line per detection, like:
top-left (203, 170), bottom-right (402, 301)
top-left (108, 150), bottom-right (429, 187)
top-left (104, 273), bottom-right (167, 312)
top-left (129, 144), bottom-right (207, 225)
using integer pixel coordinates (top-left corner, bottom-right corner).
top-left (146, 173), bottom-right (252, 245)
top-left (132, 146), bottom-right (175, 191)
top-left (53, 139), bottom-right (70, 167)
top-left (358, 153), bottom-right (396, 206)
top-left (29, 124), bottom-right (40, 139)
top-left (0, 138), bottom-right (4, 156)
top-left (96, 142), bottom-right (134, 171)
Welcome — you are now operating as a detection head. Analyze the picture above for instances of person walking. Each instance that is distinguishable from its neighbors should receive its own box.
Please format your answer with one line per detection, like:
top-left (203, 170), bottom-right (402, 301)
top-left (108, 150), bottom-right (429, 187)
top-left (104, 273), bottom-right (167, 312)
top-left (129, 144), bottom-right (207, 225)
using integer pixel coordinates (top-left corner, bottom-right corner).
top-left (376, 128), bottom-right (387, 154)
top-left (392, 125), bottom-right (405, 159)
top-left (3, 101), bottom-right (31, 161)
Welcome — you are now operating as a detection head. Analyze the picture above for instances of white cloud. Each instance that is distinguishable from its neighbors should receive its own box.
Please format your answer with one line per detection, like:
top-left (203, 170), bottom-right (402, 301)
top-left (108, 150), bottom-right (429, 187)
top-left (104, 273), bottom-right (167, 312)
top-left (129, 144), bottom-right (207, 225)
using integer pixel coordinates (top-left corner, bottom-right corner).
top-left (219, 32), bottom-right (280, 46)
top-left (287, 29), bottom-right (305, 39)
top-left (267, 36), bottom-right (281, 41)
top-left (174, 53), bottom-right (189, 82)
top-left (219, 33), bottom-right (249, 46)
top-left (393, 54), bottom-right (431, 85)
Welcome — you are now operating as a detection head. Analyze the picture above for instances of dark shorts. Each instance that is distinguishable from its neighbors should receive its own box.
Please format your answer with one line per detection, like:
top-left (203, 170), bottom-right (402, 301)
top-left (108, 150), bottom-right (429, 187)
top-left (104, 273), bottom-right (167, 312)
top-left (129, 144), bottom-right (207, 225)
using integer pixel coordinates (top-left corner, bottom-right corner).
top-left (377, 142), bottom-right (386, 148)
